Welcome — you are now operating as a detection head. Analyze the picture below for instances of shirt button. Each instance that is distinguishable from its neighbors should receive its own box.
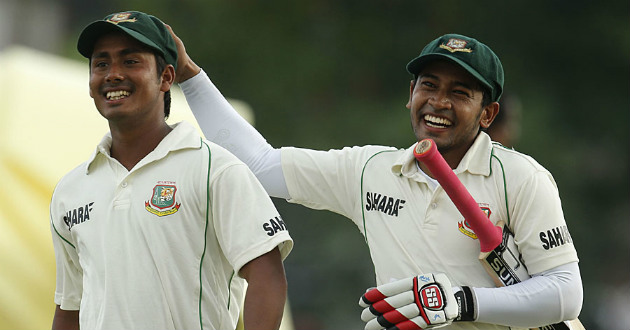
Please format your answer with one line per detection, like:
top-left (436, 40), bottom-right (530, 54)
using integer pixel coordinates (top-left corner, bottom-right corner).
top-left (431, 203), bottom-right (437, 209)
top-left (121, 182), bottom-right (128, 188)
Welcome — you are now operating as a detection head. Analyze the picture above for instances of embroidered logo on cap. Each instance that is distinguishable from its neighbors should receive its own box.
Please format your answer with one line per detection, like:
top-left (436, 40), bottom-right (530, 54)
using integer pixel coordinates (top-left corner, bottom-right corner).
top-left (439, 38), bottom-right (473, 53)
top-left (106, 13), bottom-right (137, 25)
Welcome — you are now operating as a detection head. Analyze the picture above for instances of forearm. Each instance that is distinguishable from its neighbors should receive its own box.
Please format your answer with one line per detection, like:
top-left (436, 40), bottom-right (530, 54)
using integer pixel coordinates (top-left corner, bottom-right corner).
top-left (243, 277), bottom-right (287, 330)
top-left (52, 305), bottom-right (79, 330)
top-left (474, 261), bottom-right (583, 327)
top-left (179, 70), bottom-right (290, 198)
top-left (179, 70), bottom-right (271, 163)
top-left (240, 248), bottom-right (288, 330)
top-left (358, 263), bottom-right (582, 330)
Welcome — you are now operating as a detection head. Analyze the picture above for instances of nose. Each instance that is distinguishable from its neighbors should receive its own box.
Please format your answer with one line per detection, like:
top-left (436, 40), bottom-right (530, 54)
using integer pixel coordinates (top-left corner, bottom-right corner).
top-left (105, 63), bottom-right (124, 82)
top-left (428, 93), bottom-right (451, 109)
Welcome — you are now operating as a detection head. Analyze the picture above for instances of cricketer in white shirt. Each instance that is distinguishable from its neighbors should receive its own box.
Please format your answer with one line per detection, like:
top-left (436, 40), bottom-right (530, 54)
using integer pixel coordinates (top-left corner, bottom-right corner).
top-left (178, 70), bottom-right (582, 330)
top-left (50, 121), bottom-right (293, 330)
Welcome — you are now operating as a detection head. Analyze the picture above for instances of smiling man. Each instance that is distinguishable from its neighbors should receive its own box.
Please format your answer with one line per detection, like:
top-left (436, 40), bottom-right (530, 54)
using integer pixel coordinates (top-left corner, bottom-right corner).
top-left (172, 31), bottom-right (583, 329)
top-left (49, 11), bottom-right (293, 330)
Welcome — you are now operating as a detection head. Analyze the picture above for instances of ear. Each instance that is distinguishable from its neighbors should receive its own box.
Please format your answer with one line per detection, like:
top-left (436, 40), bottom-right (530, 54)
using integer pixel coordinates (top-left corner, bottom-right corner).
top-left (159, 64), bottom-right (176, 92)
top-left (480, 102), bottom-right (500, 129)
top-left (406, 79), bottom-right (415, 109)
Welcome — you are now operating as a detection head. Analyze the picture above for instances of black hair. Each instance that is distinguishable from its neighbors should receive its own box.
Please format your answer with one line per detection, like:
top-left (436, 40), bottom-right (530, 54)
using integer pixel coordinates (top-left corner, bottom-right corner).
top-left (480, 86), bottom-right (492, 107)
top-left (154, 53), bottom-right (171, 119)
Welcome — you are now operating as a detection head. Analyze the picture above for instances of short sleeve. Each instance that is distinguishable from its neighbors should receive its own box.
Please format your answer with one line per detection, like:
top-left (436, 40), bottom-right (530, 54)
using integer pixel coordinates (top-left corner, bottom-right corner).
top-left (281, 146), bottom-right (395, 221)
top-left (511, 170), bottom-right (579, 274)
top-left (50, 201), bottom-right (83, 310)
top-left (211, 163), bottom-right (293, 275)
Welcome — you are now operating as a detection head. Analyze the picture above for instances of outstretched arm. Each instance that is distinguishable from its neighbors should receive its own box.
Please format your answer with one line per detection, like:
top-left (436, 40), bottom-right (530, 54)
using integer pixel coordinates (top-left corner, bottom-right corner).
top-left (239, 247), bottom-right (288, 330)
top-left (166, 24), bottom-right (290, 198)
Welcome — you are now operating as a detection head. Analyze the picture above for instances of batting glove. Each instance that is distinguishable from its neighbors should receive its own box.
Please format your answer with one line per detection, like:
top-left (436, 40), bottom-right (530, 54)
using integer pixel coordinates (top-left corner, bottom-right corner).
top-left (358, 273), bottom-right (475, 330)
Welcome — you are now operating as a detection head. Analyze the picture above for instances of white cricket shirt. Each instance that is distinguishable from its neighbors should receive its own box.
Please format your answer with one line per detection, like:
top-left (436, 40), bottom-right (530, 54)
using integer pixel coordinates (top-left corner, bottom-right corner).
top-left (281, 132), bottom-right (578, 330)
top-left (50, 121), bottom-right (292, 330)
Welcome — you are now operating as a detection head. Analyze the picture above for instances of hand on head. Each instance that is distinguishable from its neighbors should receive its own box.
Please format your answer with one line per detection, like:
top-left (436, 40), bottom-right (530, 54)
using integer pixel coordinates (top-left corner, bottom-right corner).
top-left (164, 24), bottom-right (201, 83)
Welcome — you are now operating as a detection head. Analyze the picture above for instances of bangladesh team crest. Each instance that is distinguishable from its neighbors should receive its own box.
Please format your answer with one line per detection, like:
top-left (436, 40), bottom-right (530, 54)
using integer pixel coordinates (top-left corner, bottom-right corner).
top-left (106, 13), bottom-right (137, 24)
top-left (440, 38), bottom-right (473, 53)
top-left (145, 183), bottom-right (181, 217)
top-left (458, 205), bottom-right (491, 240)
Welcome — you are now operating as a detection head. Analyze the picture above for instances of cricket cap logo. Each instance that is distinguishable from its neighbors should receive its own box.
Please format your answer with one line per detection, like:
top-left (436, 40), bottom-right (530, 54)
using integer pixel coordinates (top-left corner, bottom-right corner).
top-left (458, 206), bottom-right (491, 240)
top-left (106, 13), bottom-right (138, 25)
top-left (439, 38), bottom-right (473, 53)
top-left (145, 183), bottom-right (181, 217)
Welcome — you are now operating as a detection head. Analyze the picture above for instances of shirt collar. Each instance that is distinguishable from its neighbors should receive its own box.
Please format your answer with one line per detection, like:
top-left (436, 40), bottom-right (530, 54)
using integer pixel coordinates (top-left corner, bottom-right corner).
top-left (84, 121), bottom-right (202, 174)
top-left (390, 131), bottom-right (494, 179)
top-left (457, 131), bottom-right (493, 176)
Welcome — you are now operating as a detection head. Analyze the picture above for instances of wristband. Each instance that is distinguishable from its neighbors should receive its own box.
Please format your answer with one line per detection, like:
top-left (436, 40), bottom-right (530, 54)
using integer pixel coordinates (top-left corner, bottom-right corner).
top-left (454, 286), bottom-right (476, 321)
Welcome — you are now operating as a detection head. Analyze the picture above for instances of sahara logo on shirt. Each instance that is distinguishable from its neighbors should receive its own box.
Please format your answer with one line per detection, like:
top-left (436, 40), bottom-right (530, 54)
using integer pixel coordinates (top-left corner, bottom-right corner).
top-left (145, 182), bottom-right (181, 217)
top-left (458, 206), bottom-right (491, 240)
top-left (365, 191), bottom-right (406, 217)
top-left (64, 202), bottom-right (94, 230)
top-left (539, 225), bottom-right (573, 250)
top-left (263, 216), bottom-right (287, 237)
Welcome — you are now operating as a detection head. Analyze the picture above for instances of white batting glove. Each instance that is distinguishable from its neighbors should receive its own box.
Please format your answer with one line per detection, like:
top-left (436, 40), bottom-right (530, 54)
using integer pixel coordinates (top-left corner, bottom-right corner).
top-left (358, 273), bottom-right (473, 330)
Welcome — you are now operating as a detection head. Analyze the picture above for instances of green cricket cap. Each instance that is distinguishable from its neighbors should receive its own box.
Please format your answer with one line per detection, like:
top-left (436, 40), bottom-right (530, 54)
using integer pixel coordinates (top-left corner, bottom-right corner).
top-left (406, 34), bottom-right (504, 102)
top-left (77, 11), bottom-right (178, 70)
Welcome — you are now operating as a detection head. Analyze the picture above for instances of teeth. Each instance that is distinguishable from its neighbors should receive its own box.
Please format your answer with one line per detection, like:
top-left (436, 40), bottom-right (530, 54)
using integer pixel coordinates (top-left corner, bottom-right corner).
top-left (424, 114), bottom-right (452, 128)
top-left (106, 90), bottom-right (130, 100)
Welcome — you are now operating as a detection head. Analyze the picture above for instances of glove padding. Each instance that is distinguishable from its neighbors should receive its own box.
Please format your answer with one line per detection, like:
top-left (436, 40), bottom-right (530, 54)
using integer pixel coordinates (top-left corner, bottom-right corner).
top-left (358, 273), bottom-right (459, 330)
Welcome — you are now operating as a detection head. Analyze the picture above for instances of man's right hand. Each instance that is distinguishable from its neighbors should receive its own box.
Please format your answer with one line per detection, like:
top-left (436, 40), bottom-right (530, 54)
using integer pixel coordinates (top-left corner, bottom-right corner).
top-left (164, 24), bottom-right (202, 83)
top-left (358, 273), bottom-right (461, 330)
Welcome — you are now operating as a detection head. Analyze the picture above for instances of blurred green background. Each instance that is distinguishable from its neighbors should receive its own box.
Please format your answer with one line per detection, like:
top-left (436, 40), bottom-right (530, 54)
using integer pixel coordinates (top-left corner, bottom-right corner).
top-left (1, 0), bottom-right (628, 329)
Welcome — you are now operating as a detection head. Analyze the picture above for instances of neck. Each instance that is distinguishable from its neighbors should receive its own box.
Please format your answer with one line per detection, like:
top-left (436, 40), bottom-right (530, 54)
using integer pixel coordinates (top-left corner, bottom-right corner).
top-left (417, 136), bottom-right (478, 178)
top-left (109, 121), bottom-right (172, 171)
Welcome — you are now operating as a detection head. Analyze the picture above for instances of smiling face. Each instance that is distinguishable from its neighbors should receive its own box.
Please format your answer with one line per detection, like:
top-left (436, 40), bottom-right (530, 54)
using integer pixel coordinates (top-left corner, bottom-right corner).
top-left (88, 31), bottom-right (172, 126)
top-left (407, 60), bottom-right (499, 163)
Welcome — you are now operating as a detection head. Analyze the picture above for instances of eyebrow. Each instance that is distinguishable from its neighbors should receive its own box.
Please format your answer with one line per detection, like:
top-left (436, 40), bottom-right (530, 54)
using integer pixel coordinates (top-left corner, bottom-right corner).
top-left (419, 73), bottom-right (476, 90)
top-left (91, 47), bottom-right (147, 60)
